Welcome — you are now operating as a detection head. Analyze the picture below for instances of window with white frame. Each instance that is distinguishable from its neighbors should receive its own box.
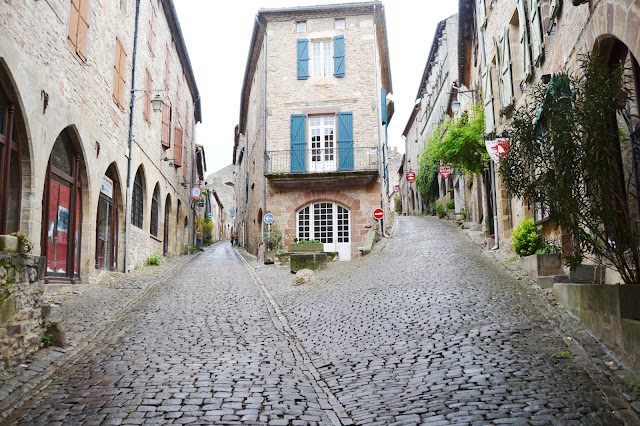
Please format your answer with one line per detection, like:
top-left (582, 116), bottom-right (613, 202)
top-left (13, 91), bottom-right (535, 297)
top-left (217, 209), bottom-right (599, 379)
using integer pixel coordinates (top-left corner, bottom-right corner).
top-left (311, 40), bottom-right (332, 78)
top-left (309, 116), bottom-right (335, 168)
top-left (297, 21), bottom-right (306, 33)
top-left (335, 18), bottom-right (345, 30)
top-left (297, 202), bottom-right (350, 244)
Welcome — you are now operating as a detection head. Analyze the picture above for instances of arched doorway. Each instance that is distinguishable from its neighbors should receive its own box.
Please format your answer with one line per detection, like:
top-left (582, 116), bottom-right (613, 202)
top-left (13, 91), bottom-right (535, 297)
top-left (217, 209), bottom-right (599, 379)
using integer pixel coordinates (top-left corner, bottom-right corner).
top-left (0, 65), bottom-right (28, 234)
top-left (43, 129), bottom-right (84, 281)
top-left (95, 163), bottom-right (120, 271)
top-left (297, 202), bottom-right (351, 261)
top-left (163, 194), bottom-right (171, 256)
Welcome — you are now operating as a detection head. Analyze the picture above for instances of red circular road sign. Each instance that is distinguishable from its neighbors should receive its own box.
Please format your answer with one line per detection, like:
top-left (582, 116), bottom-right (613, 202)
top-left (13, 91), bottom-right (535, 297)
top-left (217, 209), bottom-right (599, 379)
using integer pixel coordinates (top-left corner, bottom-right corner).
top-left (406, 171), bottom-right (416, 183)
top-left (373, 208), bottom-right (384, 220)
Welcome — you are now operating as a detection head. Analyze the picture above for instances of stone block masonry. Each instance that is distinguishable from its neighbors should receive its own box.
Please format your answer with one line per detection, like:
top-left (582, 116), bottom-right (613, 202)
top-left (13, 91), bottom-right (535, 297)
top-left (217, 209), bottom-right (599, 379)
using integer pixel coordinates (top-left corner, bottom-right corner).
top-left (0, 251), bottom-right (46, 372)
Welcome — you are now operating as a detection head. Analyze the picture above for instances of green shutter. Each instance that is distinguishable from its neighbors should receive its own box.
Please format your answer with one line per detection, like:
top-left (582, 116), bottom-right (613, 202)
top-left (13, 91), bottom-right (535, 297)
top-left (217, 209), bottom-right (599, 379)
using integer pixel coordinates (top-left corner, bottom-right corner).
top-left (494, 37), bottom-right (504, 109)
top-left (482, 67), bottom-right (495, 134)
top-left (333, 36), bottom-right (345, 77)
top-left (528, 0), bottom-right (544, 65)
top-left (550, 0), bottom-right (562, 19)
top-left (517, 0), bottom-right (532, 81)
top-left (477, 0), bottom-right (487, 29)
top-left (500, 28), bottom-right (514, 109)
top-left (337, 112), bottom-right (354, 171)
top-left (291, 114), bottom-right (306, 172)
top-left (297, 39), bottom-right (309, 80)
top-left (381, 88), bottom-right (388, 125)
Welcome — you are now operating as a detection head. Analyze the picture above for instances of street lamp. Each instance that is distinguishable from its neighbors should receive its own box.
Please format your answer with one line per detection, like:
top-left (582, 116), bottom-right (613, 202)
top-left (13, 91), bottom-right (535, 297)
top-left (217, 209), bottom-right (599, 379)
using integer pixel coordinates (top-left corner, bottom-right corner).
top-left (151, 94), bottom-right (163, 113)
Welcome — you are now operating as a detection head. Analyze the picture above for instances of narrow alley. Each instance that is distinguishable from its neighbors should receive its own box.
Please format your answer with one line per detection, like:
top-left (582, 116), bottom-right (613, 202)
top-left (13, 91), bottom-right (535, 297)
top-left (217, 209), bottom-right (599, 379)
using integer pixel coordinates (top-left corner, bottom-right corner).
top-left (0, 217), bottom-right (627, 424)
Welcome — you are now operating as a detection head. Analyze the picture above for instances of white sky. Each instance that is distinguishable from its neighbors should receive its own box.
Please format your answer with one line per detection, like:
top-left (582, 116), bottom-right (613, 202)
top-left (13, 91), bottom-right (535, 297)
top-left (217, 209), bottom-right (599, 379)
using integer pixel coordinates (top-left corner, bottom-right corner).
top-left (174, 0), bottom-right (459, 175)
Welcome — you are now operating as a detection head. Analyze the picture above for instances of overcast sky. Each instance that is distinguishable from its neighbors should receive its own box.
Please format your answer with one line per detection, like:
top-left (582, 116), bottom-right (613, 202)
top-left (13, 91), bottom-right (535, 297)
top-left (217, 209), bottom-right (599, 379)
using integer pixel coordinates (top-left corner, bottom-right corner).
top-left (174, 0), bottom-right (459, 176)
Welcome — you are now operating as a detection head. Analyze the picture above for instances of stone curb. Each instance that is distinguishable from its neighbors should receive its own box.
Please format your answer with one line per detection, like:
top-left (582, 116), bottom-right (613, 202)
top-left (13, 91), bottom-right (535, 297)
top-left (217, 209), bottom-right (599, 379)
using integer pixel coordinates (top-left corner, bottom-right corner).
top-left (0, 251), bottom-right (201, 421)
top-left (234, 247), bottom-right (354, 426)
top-left (443, 217), bottom-right (640, 424)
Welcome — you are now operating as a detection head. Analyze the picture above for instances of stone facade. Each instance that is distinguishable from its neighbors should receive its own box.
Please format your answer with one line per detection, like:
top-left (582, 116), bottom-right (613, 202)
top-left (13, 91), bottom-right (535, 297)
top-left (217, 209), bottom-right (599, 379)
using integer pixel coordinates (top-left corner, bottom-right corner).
top-left (0, 251), bottom-right (46, 372)
top-left (0, 0), bottom-right (201, 281)
top-left (236, 3), bottom-right (393, 259)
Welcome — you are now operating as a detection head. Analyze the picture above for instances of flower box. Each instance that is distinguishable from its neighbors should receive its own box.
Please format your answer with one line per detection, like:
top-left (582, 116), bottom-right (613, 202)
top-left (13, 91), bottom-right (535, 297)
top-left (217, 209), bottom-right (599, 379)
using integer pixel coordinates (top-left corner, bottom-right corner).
top-left (289, 242), bottom-right (323, 253)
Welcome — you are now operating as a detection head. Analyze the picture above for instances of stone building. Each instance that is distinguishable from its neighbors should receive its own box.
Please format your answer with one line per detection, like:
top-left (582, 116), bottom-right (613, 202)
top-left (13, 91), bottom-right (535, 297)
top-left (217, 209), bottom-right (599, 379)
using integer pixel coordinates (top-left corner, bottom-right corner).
top-left (456, 0), bottom-right (640, 365)
top-left (0, 0), bottom-right (202, 285)
top-left (235, 2), bottom-right (394, 260)
top-left (204, 164), bottom-right (235, 241)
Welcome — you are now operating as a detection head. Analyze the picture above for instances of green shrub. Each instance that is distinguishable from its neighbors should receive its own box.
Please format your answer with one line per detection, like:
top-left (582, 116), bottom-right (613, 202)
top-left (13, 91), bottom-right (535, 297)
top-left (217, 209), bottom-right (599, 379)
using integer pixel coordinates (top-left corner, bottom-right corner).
top-left (394, 195), bottom-right (402, 213)
top-left (293, 238), bottom-right (321, 244)
top-left (147, 252), bottom-right (162, 266)
top-left (446, 199), bottom-right (455, 210)
top-left (436, 203), bottom-right (447, 219)
top-left (263, 224), bottom-right (284, 251)
top-left (512, 219), bottom-right (543, 256)
top-left (536, 239), bottom-right (561, 255)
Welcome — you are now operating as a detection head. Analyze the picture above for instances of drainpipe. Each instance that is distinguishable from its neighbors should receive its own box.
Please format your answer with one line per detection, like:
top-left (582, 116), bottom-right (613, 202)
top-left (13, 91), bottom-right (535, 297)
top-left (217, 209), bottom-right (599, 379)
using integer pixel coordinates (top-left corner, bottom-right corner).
top-left (478, 8), bottom-right (498, 250)
top-left (188, 95), bottom-right (199, 249)
top-left (124, 0), bottom-right (141, 273)
top-left (372, 5), bottom-right (389, 238)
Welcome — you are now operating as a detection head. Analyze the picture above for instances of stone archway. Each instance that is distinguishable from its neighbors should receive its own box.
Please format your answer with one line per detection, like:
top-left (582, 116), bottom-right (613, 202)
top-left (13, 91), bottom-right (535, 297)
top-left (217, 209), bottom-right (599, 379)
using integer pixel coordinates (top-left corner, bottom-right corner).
top-left (42, 126), bottom-right (88, 283)
top-left (0, 60), bottom-right (31, 236)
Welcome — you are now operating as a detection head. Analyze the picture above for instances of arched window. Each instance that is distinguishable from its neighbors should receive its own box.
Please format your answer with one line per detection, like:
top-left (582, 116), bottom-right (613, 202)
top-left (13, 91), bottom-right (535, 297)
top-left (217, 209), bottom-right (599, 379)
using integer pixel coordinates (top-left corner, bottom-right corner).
top-left (297, 202), bottom-right (351, 260)
top-left (43, 130), bottom-right (82, 280)
top-left (132, 169), bottom-right (143, 228)
top-left (150, 185), bottom-right (159, 237)
top-left (0, 83), bottom-right (21, 234)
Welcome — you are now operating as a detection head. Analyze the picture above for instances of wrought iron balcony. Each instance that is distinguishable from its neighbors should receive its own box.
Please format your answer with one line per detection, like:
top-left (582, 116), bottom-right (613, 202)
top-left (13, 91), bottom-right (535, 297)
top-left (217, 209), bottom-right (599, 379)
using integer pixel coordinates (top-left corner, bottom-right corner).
top-left (264, 146), bottom-right (379, 189)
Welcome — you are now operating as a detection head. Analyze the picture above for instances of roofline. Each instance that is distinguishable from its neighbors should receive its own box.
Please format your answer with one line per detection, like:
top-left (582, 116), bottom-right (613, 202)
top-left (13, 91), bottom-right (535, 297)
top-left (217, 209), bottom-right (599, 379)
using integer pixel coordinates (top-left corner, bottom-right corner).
top-left (415, 19), bottom-right (447, 101)
top-left (238, 2), bottom-right (392, 133)
top-left (402, 106), bottom-right (419, 137)
top-left (161, 0), bottom-right (202, 123)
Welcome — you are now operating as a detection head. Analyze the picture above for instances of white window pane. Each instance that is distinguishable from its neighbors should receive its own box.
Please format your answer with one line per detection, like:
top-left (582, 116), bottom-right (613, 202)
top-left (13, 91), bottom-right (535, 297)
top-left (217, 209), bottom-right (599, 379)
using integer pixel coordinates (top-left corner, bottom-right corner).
top-left (297, 21), bottom-right (306, 32)
top-left (335, 19), bottom-right (345, 30)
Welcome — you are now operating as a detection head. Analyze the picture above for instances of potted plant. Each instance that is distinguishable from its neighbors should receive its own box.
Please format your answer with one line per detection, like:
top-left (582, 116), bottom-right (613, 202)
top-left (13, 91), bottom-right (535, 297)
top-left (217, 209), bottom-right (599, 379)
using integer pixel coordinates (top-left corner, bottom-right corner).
top-left (263, 224), bottom-right (284, 264)
top-left (446, 199), bottom-right (455, 216)
top-left (455, 209), bottom-right (466, 221)
top-left (436, 203), bottom-right (447, 219)
top-left (512, 219), bottom-right (563, 278)
top-left (289, 238), bottom-right (324, 253)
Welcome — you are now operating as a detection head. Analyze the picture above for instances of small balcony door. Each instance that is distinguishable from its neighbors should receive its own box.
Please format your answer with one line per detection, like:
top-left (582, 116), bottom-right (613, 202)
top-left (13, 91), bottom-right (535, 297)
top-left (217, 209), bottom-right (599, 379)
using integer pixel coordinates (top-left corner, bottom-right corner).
top-left (308, 116), bottom-right (336, 172)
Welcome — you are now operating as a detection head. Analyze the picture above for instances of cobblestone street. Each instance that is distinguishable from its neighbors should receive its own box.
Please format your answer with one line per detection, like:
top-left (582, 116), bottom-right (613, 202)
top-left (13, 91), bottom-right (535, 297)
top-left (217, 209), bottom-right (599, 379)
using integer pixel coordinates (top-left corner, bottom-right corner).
top-left (0, 216), bottom-right (634, 424)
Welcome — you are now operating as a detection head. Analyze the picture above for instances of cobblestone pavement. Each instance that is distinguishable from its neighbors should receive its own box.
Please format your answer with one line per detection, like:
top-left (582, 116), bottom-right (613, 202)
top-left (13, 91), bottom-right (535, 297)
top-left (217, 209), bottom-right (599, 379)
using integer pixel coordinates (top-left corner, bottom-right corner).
top-left (0, 217), bottom-right (637, 425)
top-left (1, 243), bottom-right (341, 425)
top-left (255, 216), bottom-right (630, 425)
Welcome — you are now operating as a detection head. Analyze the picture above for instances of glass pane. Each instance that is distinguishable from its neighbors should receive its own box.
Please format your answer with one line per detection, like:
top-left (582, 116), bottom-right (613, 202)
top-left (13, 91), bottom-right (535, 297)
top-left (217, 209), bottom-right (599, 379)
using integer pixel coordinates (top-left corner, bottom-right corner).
top-left (74, 188), bottom-right (81, 275)
top-left (47, 179), bottom-right (71, 275)
top-left (96, 197), bottom-right (112, 270)
top-left (0, 94), bottom-right (6, 135)
top-left (51, 132), bottom-right (75, 176)
top-left (6, 149), bottom-right (20, 233)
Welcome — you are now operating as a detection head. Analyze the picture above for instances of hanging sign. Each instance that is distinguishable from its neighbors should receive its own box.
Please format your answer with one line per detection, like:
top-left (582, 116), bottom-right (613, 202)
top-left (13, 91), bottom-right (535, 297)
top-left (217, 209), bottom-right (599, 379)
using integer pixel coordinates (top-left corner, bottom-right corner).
top-left (191, 186), bottom-right (202, 199)
top-left (439, 165), bottom-right (452, 179)
top-left (485, 139), bottom-right (510, 164)
top-left (406, 171), bottom-right (416, 183)
top-left (393, 185), bottom-right (400, 193)
top-left (101, 176), bottom-right (113, 198)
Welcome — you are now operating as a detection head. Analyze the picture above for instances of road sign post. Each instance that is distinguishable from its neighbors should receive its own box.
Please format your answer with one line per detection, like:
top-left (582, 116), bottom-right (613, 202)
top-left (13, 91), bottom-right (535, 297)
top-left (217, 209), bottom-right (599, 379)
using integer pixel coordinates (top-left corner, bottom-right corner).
top-left (263, 213), bottom-right (274, 247)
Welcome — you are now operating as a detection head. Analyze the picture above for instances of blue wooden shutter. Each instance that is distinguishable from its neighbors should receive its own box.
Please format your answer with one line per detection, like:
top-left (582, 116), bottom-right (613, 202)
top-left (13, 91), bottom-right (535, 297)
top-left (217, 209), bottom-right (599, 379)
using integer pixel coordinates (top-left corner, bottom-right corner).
top-left (290, 114), bottom-right (306, 172)
top-left (333, 36), bottom-right (345, 77)
top-left (381, 88), bottom-right (388, 125)
top-left (297, 39), bottom-right (309, 80)
top-left (338, 112), bottom-right (354, 171)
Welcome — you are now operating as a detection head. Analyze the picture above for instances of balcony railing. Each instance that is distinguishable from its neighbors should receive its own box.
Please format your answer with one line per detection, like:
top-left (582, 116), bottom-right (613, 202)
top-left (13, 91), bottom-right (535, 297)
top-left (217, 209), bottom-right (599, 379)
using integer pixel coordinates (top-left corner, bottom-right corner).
top-left (265, 146), bottom-right (379, 175)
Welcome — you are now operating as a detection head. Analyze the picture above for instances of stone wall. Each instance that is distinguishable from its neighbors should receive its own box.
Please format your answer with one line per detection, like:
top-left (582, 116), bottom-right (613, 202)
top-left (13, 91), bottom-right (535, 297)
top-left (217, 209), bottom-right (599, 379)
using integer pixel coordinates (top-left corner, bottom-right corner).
top-left (0, 0), bottom-right (198, 279)
top-left (0, 251), bottom-right (46, 372)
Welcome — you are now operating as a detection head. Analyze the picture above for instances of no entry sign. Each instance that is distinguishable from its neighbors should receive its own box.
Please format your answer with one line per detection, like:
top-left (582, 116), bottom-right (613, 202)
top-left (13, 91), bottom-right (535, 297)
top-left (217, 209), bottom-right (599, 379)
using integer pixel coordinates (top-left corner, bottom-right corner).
top-left (373, 208), bottom-right (384, 220)
top-left (439, 165), bottom-right (452, 179)
top-left (406, 171), bottom-right (416, 183)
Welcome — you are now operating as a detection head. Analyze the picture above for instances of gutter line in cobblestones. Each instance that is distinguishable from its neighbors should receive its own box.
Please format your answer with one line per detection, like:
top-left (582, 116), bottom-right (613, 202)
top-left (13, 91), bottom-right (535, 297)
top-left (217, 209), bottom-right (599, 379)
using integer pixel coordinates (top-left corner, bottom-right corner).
top-left (0, 252), bottom-right (201, 421)
top-left (235, 248), bottom-right (353, 426)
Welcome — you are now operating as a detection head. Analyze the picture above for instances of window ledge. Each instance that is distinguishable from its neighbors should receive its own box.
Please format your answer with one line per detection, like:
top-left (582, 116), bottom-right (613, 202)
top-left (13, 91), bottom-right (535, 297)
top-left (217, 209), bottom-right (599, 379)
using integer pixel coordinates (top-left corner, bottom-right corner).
top-left (150, 234), bottom-right (162, 243)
